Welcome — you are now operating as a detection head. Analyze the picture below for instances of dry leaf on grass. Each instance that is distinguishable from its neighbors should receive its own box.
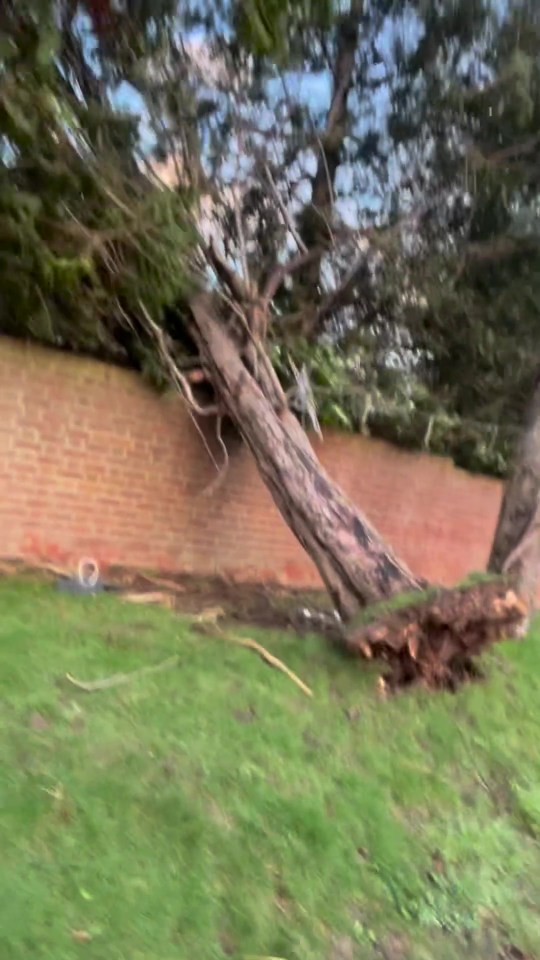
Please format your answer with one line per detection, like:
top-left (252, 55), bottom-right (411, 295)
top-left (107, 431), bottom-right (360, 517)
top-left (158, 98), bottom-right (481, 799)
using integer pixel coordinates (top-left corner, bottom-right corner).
top-left (71, 929), bottom-right (92, 943)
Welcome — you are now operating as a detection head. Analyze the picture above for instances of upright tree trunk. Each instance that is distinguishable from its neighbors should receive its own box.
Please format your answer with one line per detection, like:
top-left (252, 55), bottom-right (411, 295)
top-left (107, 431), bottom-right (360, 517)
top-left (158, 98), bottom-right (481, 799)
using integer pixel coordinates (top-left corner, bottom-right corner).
top-left (190, 295), bottom-right (425, 620)
top-left (488, 374), bottom-right (540, 625)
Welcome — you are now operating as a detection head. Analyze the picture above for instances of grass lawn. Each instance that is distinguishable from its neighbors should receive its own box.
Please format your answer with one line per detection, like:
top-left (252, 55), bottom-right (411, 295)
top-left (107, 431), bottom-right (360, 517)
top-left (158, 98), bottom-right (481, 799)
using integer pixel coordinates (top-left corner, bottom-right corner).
top-left (1, 578), bottom-right (540, 959)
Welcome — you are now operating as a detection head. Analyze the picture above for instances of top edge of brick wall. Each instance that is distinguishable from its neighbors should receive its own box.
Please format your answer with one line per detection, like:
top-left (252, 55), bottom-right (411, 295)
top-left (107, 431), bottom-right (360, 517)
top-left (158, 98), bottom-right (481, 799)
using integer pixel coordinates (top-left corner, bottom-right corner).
top-left (0, 333), bottom-right (501, 484)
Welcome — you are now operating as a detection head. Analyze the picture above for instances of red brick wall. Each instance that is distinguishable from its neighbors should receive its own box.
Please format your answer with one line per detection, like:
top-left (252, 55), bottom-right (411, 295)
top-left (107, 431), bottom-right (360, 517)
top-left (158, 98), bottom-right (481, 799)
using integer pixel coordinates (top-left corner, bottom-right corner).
top-left (0, 336), bottom-right (503, 587)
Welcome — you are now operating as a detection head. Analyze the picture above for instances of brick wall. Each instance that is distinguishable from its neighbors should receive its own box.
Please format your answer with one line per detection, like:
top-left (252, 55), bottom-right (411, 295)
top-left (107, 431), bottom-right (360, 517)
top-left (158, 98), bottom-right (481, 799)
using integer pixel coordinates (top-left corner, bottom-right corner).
top-left (0, 336), bottom-right (503, 587)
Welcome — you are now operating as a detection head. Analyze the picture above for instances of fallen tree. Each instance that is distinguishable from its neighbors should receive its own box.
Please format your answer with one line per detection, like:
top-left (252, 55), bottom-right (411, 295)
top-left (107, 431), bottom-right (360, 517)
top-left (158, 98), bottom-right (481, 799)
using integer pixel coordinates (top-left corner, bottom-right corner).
top-left (188, 293), bottom-right (425, 619)
top-left (2, 1), bottom-right (539, 684)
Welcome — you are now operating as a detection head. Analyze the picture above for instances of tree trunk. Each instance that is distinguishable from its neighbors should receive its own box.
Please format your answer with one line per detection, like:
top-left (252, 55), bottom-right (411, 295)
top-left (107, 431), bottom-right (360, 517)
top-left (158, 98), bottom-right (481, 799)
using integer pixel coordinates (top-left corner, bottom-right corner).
top-left (488, 374), bottom-right (540, 625)
top-left (190, 294), bottom-right (425, 620)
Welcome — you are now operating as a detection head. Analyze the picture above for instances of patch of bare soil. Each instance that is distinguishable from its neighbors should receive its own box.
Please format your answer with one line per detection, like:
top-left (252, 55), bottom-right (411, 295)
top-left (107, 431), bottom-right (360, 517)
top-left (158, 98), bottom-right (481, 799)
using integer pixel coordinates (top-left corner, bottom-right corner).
top-left (0, 558), bottom-right (330, 631)
top-left (115, 569), bottom-right (332, 630)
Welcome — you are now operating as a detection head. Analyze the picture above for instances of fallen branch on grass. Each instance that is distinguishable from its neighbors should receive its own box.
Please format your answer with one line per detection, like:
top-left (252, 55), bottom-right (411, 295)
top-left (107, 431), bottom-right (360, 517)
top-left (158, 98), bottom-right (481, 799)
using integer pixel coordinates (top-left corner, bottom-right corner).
top-left (198, 624), bottom-right (313, 697)
top-left (0, 559), bottom-right (71, 579)
top-left (228, 634), bottom-right (313, 698)
top-left (65, 656), bottom-right (179, 692)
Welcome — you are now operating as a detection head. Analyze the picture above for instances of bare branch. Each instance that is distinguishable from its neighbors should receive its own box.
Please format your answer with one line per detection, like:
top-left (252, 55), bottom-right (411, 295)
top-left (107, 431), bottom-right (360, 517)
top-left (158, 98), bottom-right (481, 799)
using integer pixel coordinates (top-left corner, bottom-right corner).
top-left (314, 251), bottom-right (370, 325)
top-left (262, 247), bottom-right (322, 304)
top-left (202, 415), bottom-right (230, 497)
top-left (264, 163), bottom-right (309, 255)
top-left (299, 0), bottom-right (363, 249)
top-left (464, 236), bottom-right (539, 265)
top-left (314, 127), bottom-right (335, 212)
top-left (472, 133), bottom-right (540, 170)
top-left (287, 359), bottom-right (323, 440)
top-left (137, 299), bottom-right (227, 482)
top-left (138, 300), bottom-right (219, 417)
top-left (206, 241), bottom-right (251, 302)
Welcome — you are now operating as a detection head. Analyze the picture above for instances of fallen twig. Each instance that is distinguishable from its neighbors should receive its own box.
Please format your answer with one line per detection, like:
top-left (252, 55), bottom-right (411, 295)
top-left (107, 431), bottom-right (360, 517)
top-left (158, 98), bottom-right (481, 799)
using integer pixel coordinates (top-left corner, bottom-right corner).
top-left (65, 656), bottom-right (179, 692)
top-left (0, 559), bottom-right (72, 579)
top-left (121, 591), bottom-right (175, 608)
top-left (221, 631), bottom-right (313, 698)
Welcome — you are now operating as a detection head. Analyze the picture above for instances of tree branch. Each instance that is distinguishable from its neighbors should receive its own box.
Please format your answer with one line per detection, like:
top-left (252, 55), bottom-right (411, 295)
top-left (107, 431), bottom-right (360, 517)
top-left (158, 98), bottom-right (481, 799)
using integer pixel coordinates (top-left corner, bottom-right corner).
top-left (463, 236), bottom-right (539, 267)
top-left (206, 241), bottom-right (252, 302)
top-left (473, 133), bottom-right (540, 170)
top-left (262, 248), bottom-right (322, 304)
top-left (298, 0), bottom-right (363, 256)
top-left (138, 300), bottom-right (219, 417)
top-left (264, 164), bottom-right (309, 255)
top-left (313, 251), bottom-right (370, 326)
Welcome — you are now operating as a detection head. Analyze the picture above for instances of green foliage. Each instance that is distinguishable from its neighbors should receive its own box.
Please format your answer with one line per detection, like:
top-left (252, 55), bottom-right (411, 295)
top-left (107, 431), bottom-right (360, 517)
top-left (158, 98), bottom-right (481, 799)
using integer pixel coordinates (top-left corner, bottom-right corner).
top-left (0, 1), bottom-right (195, 365)
top-left (263, 1), bottom-right (540, 476)
top-left (394, 0), bottom-right (540, 474)
top-left (2, 579), bottom-right (540, 958)
top-left (234, 0), bottom-right (333, 60)
top-left (272, 336), bottom-right (517, 476)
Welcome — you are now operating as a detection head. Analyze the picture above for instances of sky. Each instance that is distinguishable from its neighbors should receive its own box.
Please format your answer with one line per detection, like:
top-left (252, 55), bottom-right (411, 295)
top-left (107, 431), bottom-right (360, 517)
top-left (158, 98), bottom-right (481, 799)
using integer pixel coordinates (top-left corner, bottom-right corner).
top-left (110, 8), bottom-right (422, 142)
top-left (103, 7), bottom-right (423, 235)
top-left (100, 2), bottom-right (510, 234)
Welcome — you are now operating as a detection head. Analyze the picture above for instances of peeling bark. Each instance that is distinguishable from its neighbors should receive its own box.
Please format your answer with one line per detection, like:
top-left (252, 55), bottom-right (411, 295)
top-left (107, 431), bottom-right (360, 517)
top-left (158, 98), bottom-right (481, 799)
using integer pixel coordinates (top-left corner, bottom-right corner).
top-left (190, 293), bottom-right (425, 620)
top-left (488, 375), bottom-right (540, 625)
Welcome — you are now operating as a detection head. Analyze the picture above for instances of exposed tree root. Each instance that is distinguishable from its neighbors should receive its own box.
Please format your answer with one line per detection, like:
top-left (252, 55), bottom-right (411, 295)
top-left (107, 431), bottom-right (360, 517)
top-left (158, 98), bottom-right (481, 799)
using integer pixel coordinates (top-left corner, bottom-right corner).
top-left (342, 578), bottom-right (528, 689)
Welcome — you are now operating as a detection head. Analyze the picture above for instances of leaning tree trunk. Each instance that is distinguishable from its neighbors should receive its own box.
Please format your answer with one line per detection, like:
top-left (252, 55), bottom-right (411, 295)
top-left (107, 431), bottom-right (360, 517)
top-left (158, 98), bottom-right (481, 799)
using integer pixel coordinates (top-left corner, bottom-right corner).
top-left (190, 294), bottom-right (425, 620)
top-left (488, 374), bottom-right (540, 626)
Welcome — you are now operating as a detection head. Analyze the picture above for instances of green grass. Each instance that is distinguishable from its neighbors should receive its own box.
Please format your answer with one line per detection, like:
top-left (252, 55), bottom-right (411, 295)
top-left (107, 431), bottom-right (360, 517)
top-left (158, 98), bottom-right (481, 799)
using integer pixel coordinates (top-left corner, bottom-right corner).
top-left (1, 579), bottom-right (540, 960)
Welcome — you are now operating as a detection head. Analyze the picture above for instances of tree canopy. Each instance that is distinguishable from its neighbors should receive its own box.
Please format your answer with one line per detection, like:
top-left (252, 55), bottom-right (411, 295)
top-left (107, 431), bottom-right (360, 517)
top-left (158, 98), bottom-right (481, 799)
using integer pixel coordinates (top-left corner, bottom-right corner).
top-left (1, 0), bottom-right (539, 476)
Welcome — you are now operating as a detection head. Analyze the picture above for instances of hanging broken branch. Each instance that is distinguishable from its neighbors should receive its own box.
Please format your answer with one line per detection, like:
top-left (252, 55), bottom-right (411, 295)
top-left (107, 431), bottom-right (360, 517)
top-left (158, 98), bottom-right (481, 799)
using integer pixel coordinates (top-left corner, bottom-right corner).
top-left (138, 299), bottom-right (219, 417)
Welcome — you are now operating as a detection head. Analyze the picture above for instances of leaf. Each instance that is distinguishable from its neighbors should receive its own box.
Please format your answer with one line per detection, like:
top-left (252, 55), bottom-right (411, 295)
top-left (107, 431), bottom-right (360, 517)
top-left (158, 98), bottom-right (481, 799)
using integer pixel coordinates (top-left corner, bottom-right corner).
top-left (327, 402), bottom-right (353, 430)
top-left (36, 26), bottom-right (60, 67)
top-left (71, 929), bottom-right (92, 943)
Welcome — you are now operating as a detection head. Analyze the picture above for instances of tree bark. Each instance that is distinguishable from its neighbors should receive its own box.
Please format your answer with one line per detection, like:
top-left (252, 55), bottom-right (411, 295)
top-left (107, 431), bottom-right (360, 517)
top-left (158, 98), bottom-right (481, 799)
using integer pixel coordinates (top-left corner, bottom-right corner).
top-left (488, 374), bottom-right (540, 624)
top-left (190, 294), bottom-right (425, 620)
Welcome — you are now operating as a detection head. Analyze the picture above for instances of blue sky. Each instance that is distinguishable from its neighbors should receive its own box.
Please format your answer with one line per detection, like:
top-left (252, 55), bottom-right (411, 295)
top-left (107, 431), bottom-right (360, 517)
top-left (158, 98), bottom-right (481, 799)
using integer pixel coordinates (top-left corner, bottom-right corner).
top-left (108, 4), bottom-right (426, 190)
